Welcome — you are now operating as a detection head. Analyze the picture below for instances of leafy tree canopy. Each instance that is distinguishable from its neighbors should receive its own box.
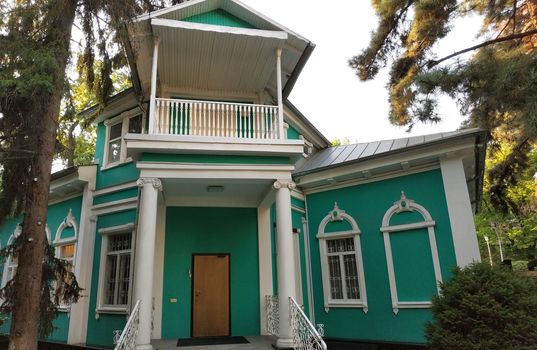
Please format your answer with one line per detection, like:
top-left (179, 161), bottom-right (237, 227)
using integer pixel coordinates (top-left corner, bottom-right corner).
top-left (352, 0), bottom-right (537, 214)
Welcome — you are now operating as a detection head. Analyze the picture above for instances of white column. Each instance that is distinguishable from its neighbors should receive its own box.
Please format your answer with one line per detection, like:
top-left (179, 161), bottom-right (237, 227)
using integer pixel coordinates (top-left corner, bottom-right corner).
top-left (258, 205), bottom-right (273, 335)
top-left (148, 38), bottom-right (160, 134)
top-left (440, 157), bottom-right (481, 266)
top-left (276, 48), bottom-right (284, 139)
top-left (274, 180), bottom-right (297, 349)
top-left (134, 178), bottom-right (162, 350)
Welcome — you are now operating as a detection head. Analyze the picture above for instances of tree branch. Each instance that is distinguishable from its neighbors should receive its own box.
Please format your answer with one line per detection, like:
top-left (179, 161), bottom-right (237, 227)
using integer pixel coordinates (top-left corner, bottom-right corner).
top-left (427, 28), bottom-right (537, 68)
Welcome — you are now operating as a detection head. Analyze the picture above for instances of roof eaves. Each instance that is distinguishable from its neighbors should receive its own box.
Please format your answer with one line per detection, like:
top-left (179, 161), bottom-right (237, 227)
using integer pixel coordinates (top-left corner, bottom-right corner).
top-left (284, 99), bottom-right (330, 148)
top-left (293, 129), bottom-right (488, 178)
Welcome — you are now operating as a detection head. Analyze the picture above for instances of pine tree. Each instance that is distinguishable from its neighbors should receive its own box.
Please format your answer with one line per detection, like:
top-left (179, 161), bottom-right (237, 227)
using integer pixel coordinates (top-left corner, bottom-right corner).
top-left (0, 0), bottom-right (178, 348)
top-left (351, 0), bottom-right (537, 214)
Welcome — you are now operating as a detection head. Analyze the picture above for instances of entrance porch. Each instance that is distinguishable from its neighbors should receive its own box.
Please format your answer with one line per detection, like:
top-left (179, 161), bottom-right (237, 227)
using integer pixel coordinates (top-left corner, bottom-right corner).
top-left (132, 162), bottom-right (300, 350)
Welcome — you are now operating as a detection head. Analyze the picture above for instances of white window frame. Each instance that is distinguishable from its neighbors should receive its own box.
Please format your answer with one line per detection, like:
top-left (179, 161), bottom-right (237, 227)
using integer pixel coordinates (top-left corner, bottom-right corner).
top-left (380, 191), bottom-right (442, 315)
top-left (2, 224), bottom-right (51, 287)
top-left (53, 209), bottom-right (79, 311)
top-left (103, 108), bottom-right (144, 169)
top-left (95, 223), bottom-right (136, 316)
top-left (317, 202), bottom-right (367, 313)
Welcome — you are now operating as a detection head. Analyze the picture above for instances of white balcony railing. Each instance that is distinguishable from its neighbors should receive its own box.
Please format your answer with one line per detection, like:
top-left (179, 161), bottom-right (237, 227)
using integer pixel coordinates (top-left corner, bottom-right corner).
top-left (152, 98), bottom-right (281, 139)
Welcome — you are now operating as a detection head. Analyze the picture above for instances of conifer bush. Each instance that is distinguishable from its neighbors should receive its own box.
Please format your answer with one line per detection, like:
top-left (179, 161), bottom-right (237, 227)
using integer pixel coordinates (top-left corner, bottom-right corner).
top-left (426, 263), bottom-right (537, 350)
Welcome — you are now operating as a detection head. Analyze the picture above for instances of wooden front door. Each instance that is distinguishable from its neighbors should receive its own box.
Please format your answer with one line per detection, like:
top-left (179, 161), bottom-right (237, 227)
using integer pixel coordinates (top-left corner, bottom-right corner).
top-left (191, 254), bottom-right (230, 337)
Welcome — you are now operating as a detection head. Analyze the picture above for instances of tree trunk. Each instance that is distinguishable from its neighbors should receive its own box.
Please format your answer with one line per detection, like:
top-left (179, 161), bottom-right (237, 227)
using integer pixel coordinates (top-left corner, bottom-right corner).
top-left (8, 1), bottom-right (77, 349)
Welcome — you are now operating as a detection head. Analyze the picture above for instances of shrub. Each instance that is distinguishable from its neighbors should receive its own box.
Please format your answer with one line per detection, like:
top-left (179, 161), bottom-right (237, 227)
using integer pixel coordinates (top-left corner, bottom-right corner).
top-left (425, 262), bottom-right (537, 350)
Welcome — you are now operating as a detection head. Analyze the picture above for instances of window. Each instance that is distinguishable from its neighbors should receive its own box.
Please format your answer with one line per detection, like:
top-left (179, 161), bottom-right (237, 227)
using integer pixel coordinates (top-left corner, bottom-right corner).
top-left (104, 233), bottom-right (132, 306)
top-left (326, 238), bottom-right (360, 300)
top-left (104, 110), bottom-right (143, 167)
top-left (96, 223), bottom-right (135, 314)
top-left (317, 202), bottom-right (367, 313)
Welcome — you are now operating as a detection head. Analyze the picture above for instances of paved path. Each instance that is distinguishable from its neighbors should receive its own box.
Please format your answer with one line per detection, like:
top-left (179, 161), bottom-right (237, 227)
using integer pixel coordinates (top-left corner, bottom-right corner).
top-left (152, 336), bottom-right (275, 350)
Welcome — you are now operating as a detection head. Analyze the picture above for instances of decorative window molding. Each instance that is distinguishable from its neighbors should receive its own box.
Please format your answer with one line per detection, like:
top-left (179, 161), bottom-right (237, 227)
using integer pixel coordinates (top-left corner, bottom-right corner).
top-left (2, 224), bottom-right (51, 287)
top-left (103, 108), bottom-right (144, 169)
top-left (380, 192), bottom-right (442, 315)
top-left (95, 223), bottom-right (136, 318)
top-left (317, 203), bottom-right (367, 313)
top-left (54, 209), bottom-right (79, 312)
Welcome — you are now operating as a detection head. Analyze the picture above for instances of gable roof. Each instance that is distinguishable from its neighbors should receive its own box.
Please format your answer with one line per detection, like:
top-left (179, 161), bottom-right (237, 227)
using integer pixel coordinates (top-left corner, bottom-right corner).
top-left (128, 0), bottom-right (313, 99)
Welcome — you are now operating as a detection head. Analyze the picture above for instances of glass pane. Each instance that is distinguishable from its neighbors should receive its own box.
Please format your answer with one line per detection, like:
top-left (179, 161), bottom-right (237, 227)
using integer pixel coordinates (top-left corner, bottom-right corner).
top-left (128, 114), bottom-right (142, 134)
top-left (110, 122), bottom-right (122, 140)
top-left (105, 255), bottom-right (117, 304)
top-left (60, 244), bottom-right (75, 259)
top-left (108, 139), bottom-right (121, 163)
top-left (328, 255), bottom-right (343, 299)
top-left (344, 254), bottom-right (360, 299)
top-left (109, 234), bottom-right (131, 252)
top-left (118, 254), bottom-right (131, 305)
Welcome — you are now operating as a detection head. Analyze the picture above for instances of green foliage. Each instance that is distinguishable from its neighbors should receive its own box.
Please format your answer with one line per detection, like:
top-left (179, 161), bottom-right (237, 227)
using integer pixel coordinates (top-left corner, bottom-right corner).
top-left (0, 236), bottom-right (82, 338)
top-left (426, 263), bottom-right (537, 350)
top-left (353, 0), bottom-right (537, 212)
top-left (475, 136), bottom-right (537, 262)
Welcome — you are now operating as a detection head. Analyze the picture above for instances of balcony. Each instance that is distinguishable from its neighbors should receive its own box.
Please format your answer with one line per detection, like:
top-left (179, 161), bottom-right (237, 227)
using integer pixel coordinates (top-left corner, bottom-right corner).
top-left (125, 97), bottom-right (304, 159)
top-left (150, 98), bottom-right (281, 139)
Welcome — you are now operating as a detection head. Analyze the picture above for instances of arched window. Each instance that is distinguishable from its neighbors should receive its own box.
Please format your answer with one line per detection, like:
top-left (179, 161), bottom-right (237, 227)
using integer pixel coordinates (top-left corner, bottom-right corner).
top-left (317, 202), bottom-right (367, 313)
top-left (2, 224), bottom-right (52, 287)
top-left (54, 209), bottom-right (78, 275)
top-left (380, 192), bottom-right (442, 314)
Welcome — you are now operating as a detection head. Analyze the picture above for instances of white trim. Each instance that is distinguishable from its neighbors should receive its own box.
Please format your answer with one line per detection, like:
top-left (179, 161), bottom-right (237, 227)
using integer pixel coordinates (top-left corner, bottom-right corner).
top-left (54, 209), bottom-right (78, 243)
top-left (92, 197), bottom-right (138, 211)
top-left (138, 162), bottom-right (294, 181)
top-left (95, 225), bottom-right (136, 318)
top-left (49, 193), bottom-right (86, 206)
top-left (291, 189), bottom-right (305, 201)
top-left (291, 205), bottom-right (306, 214)
top-left (317, 203), bottom-right (368, 313)
top-left (301, 216), bottom-right (315, 324)
top-left (151, 18), bottom-right (288, 40)
top-left (102, 110), bottom-right (143, 169)
top-left (293, 228), bottom-right (303, 306)
top-left (68, 181), bottom-right (96, 345)
top-left (440, 157), bottom-right (481, 266)
top-left (257, 205), bottom-right (273, 335)
top-left (93, 181), bottom-right (138, 197)
top-left (380, 192), bottom-right (442, 315)
top-left (98, 223), bottom-right (136, 235)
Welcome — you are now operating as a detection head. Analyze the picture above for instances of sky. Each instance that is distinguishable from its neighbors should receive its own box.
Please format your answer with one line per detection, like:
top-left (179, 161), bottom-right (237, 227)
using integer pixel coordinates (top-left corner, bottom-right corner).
top-left (240, 0), bottom-right (483, 143)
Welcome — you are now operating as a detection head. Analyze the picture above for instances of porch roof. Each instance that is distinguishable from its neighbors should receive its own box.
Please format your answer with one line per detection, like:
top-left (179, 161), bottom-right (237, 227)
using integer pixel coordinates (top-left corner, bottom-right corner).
top-left (127, 0), bottom-right (313, 98)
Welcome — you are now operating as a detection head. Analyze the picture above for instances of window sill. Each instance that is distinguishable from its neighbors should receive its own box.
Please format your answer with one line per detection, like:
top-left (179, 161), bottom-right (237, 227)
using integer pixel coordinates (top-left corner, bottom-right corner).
top-left (324, 301), bottom-right (368, 314)
top-left (95, 306), bottom-right (128, 318)
top-left (101, 157), bottom-right (133, 172)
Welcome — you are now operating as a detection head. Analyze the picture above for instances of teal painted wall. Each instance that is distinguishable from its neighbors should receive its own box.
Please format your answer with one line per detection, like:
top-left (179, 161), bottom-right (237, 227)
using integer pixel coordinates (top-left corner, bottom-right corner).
top-left (85, 210), bottom-right (137, 347)
top-left (0, 195), bottom-right (83, 341)
top-left (93, 187), bottom-right (138, 206)
top-left (305, 169), bottom-right (457, 344)
top-left (141, 153), bottom-right (290, 165)
top-left (182, 9), bottom-right (256, 29)
top-left (162, 207), bottom-right (259, 339)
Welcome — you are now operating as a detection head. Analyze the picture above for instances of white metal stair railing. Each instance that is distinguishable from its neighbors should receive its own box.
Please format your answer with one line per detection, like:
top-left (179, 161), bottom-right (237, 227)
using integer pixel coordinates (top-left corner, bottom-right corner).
top-left (289, 297), bottom-right (327, 350)
top-left (113, 299), bottom-right (141, 350)
top-left (153, 98), bottom-right (280, 139)
top-left (265, 295), bottom-right (279, 336)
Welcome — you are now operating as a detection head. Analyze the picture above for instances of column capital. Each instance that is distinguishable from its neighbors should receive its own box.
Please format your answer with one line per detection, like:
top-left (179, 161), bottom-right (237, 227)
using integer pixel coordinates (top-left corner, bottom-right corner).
top-left (137, 178), bottom-right (163, 191)
top-left (273, 180), bottom-right (296, 191)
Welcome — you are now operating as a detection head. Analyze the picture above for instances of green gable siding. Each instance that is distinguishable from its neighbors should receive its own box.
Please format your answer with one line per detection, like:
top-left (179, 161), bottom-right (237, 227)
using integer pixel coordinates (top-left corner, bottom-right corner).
top-left (182, 9), bottom-right (256, 29)
top-left (93, 187), bottom-right (139, 206)
top-left (305, 169), bottom-right (457, 344)
top-left (162, 207), bottom-right (259, 338)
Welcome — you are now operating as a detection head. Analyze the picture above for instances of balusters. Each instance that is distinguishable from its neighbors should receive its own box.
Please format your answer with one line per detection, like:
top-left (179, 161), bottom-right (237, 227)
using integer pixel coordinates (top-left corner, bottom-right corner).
top-left (152, 99), bottom-right (280, 140)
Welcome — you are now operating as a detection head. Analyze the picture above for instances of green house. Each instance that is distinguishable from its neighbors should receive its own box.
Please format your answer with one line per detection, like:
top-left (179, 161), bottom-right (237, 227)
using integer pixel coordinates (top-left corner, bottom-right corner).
top-left (0, 1), bottom-right (487, 349)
